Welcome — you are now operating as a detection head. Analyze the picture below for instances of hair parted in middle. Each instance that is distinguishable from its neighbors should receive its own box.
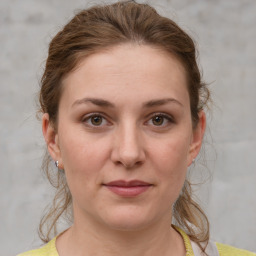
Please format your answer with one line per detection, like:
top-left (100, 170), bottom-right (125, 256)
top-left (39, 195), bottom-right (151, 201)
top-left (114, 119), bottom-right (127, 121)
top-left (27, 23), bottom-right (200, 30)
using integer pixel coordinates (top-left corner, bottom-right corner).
top-left (39, 0), bottom-right (210, 250)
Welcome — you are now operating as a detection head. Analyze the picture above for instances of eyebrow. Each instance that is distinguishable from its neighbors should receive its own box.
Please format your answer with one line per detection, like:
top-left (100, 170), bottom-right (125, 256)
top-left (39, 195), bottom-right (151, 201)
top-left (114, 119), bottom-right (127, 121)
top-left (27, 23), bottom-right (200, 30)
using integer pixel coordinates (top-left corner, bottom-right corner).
top-left (143, 98), bottom-right (183, 108)
top-left (72, 97), bottom-right (183, 108)
top-left (72, 97), bottom-right (115, 108)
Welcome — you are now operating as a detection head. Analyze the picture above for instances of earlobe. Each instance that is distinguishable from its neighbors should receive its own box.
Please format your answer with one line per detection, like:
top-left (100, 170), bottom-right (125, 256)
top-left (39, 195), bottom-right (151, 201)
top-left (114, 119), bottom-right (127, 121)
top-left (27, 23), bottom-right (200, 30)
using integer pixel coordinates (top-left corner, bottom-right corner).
top-left (42, 113), bottom-right (62, 166)
top-left (188, 111), bottom-right (206, 166)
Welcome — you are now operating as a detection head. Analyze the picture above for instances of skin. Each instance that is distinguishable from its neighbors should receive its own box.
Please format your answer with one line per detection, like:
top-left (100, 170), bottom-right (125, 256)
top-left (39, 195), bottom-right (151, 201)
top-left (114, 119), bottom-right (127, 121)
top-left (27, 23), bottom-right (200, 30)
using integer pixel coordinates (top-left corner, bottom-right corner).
top-left (42, 44), bottom-right (206, 256)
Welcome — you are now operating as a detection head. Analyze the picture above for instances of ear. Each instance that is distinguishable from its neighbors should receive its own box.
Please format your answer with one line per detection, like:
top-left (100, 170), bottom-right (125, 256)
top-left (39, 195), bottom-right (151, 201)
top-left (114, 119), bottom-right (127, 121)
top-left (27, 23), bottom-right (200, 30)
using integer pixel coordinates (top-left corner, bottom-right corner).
top-left (187, 111), bottom-right (206, 166)
top-left (42, 113), bottom-right (63, 169)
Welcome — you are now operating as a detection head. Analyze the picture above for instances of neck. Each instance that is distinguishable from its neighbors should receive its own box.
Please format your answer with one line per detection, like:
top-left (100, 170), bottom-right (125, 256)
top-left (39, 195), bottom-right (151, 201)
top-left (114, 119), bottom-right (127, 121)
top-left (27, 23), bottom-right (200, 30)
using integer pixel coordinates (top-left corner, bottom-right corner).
top-left (56, 211), bottom-right (186, 256)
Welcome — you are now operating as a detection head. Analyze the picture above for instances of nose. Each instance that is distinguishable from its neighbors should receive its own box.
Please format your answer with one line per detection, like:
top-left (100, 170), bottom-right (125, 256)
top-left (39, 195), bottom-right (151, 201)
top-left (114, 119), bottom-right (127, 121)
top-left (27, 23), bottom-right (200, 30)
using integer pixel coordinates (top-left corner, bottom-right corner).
top-left (111, 122), bottom-right (146, 169)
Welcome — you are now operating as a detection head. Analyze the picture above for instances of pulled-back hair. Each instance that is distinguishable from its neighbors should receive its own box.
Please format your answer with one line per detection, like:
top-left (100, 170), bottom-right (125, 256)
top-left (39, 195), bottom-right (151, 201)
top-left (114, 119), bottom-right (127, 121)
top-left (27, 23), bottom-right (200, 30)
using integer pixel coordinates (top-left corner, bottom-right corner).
top-left (39, 0), bottom-right (210, 250)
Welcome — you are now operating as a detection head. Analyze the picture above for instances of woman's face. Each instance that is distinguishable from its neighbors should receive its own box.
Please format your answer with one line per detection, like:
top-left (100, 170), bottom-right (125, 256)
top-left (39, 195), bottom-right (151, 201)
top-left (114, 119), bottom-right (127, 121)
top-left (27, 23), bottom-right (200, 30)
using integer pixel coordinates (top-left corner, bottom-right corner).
top-left (43, 44), bottom-right (205, 231)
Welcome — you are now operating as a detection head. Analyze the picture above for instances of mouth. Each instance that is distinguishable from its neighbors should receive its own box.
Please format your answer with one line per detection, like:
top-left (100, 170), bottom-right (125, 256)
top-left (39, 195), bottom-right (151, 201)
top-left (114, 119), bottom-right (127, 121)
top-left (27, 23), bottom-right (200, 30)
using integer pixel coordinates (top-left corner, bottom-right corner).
top-left (103, 180), bottom-right (153, 197)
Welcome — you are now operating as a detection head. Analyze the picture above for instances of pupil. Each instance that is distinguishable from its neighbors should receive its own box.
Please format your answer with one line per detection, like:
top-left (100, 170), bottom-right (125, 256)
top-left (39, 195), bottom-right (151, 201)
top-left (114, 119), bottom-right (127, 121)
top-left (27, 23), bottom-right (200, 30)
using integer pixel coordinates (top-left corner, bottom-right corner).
top-left (92, 116), bottom-right (102, 125)
top-left (153, 116), bottom-right (163, 125)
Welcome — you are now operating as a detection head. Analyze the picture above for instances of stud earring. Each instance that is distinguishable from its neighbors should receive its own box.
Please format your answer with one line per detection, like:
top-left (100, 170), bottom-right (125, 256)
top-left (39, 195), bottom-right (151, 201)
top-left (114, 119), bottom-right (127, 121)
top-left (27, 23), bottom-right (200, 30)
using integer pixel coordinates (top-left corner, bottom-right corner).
top-left (55, 160), bottom-right (59, 168)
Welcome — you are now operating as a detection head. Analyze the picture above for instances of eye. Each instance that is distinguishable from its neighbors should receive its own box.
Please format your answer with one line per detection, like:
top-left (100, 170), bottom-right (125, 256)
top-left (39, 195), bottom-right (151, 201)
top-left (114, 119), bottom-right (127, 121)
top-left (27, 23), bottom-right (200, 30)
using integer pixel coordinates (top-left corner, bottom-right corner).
top-left (82, 113), bottom-right (109, 127)
top-left (90, 116), bottom-right (103, 126)
top-left (147, 113), bottom-right (174, 127)
top-left (152, 116), bottom-right (165, 126)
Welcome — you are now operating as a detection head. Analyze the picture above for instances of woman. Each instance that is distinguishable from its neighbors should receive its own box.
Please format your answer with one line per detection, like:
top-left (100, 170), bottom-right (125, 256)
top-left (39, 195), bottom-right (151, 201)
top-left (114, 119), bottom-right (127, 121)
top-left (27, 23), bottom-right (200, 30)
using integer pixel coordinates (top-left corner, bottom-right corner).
top-left (18, 1), bottom-right (255, 255)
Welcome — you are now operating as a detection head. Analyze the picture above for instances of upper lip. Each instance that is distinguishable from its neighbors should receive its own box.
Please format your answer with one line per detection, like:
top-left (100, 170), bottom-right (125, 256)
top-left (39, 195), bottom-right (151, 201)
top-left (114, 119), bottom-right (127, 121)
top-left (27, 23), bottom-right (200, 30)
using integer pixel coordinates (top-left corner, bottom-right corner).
top-left (104, 180), bottom-right (152, 187)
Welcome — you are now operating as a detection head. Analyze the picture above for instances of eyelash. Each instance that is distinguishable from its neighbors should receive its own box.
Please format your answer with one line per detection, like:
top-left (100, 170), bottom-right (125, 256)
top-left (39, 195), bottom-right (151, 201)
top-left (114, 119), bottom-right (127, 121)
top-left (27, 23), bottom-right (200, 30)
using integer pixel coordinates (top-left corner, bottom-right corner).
top-left (146, 113), bottom-right (174, 127)
top-left (82, 112), bottom-right (174, 128)
top-left (82, 113), bottom-right (110, 127)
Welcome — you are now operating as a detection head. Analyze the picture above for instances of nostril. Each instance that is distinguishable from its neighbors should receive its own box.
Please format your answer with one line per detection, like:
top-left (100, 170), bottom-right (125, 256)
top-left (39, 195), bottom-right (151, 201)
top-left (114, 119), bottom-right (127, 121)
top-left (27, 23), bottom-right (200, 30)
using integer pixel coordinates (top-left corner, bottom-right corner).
top-left (114, 153), bottom-right (145, 169)
top-left (122, 160), bottom-right (143, 169)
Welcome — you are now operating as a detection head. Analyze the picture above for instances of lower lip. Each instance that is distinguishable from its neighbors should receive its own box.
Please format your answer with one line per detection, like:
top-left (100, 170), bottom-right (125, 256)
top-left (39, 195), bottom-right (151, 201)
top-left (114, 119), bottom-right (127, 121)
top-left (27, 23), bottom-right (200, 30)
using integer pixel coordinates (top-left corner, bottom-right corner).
top-left (104, 185), bottom-right (151, 197)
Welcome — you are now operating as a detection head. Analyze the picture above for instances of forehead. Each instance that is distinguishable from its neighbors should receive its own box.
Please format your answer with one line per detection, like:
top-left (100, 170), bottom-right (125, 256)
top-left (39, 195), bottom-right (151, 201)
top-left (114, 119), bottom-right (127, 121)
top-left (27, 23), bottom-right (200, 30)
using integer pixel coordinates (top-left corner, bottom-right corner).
top-left (70, 44), bottom-right (186, 81)
top-left (61, 44), bottom-right (189, 108)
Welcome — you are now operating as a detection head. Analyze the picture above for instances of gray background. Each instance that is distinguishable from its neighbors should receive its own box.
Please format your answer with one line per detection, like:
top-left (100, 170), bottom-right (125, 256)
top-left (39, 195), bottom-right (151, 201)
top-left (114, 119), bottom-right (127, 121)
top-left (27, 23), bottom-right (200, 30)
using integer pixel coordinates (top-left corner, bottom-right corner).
top-left (0, 0), bottom-right (255, 255)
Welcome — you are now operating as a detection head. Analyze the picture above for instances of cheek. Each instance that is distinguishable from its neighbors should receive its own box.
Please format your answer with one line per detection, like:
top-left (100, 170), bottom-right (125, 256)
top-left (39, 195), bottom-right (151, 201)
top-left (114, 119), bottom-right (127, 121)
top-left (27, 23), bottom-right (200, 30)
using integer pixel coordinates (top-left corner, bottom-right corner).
top-left (58, 130), bottom-right (111, 194)
top-left (154, 134), bottom-right (190, 171)
top-left (151, 135), bottom-right (191, 196)
top-left (60, 124), bottom-right (108, 166)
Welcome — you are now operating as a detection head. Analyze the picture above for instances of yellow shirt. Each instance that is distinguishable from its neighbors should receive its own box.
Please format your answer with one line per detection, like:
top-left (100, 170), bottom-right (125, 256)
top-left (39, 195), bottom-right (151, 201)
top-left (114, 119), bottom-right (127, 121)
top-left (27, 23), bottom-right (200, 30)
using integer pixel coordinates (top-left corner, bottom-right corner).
top-left (17, 228), bottom-right (256, 256)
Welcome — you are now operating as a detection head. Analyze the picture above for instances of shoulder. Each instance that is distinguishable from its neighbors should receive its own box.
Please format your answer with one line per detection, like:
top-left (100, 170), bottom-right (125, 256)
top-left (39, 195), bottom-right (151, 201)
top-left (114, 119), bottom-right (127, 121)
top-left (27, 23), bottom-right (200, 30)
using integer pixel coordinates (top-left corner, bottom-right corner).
top-left (17, 238), bottom-right (58, 256)
top-left (216, 242), bottom-right (256, 256)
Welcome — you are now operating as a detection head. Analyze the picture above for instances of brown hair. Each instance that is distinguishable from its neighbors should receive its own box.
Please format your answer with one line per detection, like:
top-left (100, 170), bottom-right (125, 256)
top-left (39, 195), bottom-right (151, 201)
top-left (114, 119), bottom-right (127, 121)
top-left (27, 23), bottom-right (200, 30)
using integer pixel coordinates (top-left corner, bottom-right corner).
top-left (39, 0), bottom-right (210, 250)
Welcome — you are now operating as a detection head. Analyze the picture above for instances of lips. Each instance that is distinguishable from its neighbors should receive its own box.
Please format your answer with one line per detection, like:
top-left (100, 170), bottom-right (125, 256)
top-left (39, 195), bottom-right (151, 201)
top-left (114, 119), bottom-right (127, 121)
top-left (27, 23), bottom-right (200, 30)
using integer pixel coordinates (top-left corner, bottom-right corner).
top-left (103, 180), bottom-right (152, 197)
top-left (105, 180), bottom-right (151, 187)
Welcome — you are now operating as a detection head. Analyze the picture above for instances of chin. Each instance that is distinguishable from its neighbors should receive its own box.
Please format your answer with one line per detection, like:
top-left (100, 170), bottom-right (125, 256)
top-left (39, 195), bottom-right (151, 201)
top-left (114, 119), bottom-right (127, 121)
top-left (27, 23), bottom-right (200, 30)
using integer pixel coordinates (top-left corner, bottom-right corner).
top-left (98, 207), bottom-right (159, 232)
